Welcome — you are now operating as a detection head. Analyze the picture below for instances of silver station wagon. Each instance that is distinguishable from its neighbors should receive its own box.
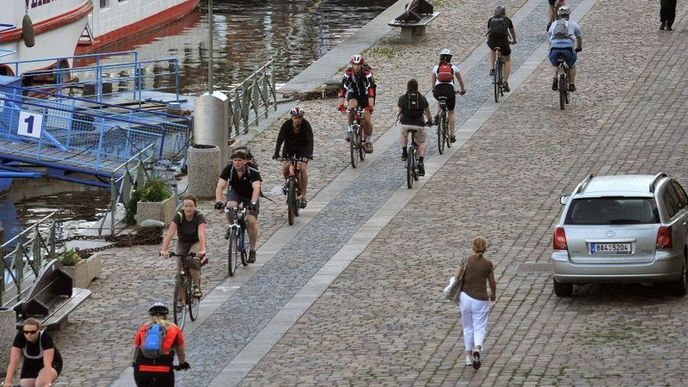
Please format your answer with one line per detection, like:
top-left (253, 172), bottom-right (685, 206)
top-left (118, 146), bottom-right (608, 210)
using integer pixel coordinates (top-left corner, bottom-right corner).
top-left (551, 173), bottom-right (688, 297)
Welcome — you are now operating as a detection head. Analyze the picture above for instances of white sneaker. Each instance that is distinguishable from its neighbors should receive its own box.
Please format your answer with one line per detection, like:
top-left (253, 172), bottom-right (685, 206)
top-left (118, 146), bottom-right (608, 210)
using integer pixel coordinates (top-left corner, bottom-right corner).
top-left (465, 355), bottom-right (473, 366)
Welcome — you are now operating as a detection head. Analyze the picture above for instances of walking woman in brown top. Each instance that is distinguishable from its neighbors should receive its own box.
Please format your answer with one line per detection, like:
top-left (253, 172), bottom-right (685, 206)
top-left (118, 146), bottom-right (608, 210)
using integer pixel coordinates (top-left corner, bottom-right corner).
top-left (456, 236), bottom-right (496, 369)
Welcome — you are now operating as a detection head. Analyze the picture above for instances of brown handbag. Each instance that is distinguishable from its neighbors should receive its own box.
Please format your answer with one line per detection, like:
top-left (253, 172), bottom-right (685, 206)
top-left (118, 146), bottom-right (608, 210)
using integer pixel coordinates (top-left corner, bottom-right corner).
top-left (448, 257), bottom-right (469, 302)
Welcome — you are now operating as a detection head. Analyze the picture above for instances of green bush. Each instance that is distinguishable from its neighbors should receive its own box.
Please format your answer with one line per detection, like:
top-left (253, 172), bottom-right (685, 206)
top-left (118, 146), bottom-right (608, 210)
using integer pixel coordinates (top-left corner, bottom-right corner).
top-left (54, 248), bottom-right (82, 266)
top-left (124, 178), bottom-right (173, 225)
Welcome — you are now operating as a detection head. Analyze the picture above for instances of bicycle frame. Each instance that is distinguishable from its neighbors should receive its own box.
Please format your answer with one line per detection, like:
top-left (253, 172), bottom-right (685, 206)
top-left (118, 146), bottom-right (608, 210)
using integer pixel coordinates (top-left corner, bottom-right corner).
top-left (493, 48), bottom-right (504, 103)
top-left (557, 57), bottom-right (570, 110)
top-left (168, 252), bottom-right (201, 329)
top-left (405, 126), bottom-right (422, 189)
top-left (437, 98), bottom-right (450, 154)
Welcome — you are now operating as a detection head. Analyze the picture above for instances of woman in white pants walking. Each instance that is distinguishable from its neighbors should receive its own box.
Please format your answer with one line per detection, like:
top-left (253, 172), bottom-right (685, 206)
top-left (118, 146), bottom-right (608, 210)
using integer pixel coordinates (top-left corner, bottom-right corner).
top-left (456, 236), bottom-right (496, 369)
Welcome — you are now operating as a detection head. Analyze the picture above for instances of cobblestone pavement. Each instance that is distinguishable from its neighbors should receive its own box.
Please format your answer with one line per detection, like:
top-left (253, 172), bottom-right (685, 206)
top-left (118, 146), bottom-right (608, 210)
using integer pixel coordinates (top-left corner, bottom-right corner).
top-left (42, 0), bottom-right (688, 384)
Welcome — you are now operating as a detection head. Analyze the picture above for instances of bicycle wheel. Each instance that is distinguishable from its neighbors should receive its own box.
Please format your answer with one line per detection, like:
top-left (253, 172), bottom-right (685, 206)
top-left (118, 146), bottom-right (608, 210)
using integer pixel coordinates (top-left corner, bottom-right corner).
top-left (239, 229), bottom-right (248, 266)
top-left (493, 58), bottom-right (501, 103)
top-left (359, 127), bottom-right (366, 161)
top-left (349, 126), bottom-right (357, 168)
top-left (227, 228), bottom-right (237, 276)
top-left (443, 114), bottom-right (451, 149)
top-left (188, 278), bottom-right (199, 321)
top-left (287, 179), bottom-right (297, 225)
top-left (437, 121), bottom-right (445, 155)
top-left (498, 64), bottom-right (505, 97)
top-left (173, 276), bottom-right (187, 329)
top-left (559, 73), bottom-right (567, 110)
top-left (406, 147), bottom-right (414, 189)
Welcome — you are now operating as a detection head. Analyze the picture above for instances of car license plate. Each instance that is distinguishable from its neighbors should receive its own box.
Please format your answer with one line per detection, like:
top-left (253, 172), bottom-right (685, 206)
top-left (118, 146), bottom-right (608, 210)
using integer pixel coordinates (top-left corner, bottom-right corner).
top-left (590, 243), bottom-right (632, 254)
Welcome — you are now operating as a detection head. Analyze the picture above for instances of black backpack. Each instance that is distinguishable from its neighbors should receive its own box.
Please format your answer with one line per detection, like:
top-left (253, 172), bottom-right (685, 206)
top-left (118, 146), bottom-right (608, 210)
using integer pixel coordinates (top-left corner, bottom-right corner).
top-left (488, 17), bottom-right (509, 40)
top-left (402, 92), bottom-right (424, 119)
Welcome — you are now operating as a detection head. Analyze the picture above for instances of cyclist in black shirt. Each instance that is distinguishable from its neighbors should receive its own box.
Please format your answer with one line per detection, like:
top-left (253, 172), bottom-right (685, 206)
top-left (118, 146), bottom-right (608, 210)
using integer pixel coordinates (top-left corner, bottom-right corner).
top-left (214, 148), bottom-right (262, 263)
top-left (3, 317), bottom-right (62, 387)
top-left (273, 106), bottom-right (313, 208)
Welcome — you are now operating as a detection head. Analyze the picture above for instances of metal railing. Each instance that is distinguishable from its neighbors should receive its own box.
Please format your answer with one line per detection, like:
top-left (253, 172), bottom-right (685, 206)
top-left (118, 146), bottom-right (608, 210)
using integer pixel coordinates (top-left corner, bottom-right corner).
top-left (1, 212), bottom-right (58, 307)
top-left (225, 58), bottom-right (278, 137)
top-left (0, 51), bottom-right (181, 104)
top-left (0, 84), bottom-right (191, 168)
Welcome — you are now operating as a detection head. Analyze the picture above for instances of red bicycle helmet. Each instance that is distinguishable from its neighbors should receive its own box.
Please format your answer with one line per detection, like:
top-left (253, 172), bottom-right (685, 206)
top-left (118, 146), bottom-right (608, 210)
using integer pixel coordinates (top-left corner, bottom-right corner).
top-left (350, 54), bottom-right (364, 65)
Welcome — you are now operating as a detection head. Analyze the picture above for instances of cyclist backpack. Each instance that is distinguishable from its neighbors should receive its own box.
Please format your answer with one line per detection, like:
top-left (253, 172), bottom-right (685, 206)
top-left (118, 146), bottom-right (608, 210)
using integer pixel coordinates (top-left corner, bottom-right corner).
top-left (141, 323), bottom-right (166, 359)
top-left (402, 91), bottom-right (424, 119)
top-left (488, 17), bottom-right (509, 40)
top-left (436, 63), bottom-right (454, 83)
top-left (552, 19), bottom-right (570, 40)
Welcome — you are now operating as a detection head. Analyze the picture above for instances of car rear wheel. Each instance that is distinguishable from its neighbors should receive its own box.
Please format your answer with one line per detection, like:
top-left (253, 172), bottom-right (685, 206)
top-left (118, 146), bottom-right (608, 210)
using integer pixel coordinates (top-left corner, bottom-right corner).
top-left (553, 278), bottom-right (573, 297)
top-left (669, 257), bottom-right (688, 297)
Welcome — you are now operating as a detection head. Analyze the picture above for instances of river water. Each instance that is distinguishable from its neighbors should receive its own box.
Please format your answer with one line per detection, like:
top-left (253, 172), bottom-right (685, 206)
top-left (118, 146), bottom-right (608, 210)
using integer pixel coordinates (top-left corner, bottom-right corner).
top-left (0, 0), bottom-right (395, 244)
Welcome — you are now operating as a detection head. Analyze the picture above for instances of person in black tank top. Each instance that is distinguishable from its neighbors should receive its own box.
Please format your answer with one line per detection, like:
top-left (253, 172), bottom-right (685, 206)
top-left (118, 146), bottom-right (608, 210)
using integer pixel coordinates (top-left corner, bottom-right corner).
top-left (3, 317), bottom-right (62, 386)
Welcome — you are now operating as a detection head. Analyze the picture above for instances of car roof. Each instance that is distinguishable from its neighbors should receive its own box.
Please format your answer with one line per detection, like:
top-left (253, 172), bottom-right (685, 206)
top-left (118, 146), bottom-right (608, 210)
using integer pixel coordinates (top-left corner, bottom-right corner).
top-left (575, 174), bottom-right (661, 198)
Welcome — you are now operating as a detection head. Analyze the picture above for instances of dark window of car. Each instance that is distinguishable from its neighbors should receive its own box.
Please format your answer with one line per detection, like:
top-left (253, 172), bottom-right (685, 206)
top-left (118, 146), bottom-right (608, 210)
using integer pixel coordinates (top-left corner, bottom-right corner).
top-left (565, 197), bottom-right (659, 225)
top-left (662, 188), bottom-right (679, 218)
top-left (671, 181), bottom-right (688, 208)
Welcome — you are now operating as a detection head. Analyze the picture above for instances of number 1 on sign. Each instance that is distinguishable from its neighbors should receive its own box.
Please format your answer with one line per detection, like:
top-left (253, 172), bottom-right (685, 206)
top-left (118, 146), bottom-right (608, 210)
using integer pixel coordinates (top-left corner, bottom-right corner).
top-left (17, 111), bottom-right (43, 139)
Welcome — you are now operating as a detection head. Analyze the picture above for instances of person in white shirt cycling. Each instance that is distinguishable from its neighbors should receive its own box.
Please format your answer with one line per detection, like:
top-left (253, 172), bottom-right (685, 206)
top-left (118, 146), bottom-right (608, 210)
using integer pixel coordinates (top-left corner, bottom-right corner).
top-left (548, 6), bottom-right (582, 92)
top-left (431, 49), bottom-right (466, 143)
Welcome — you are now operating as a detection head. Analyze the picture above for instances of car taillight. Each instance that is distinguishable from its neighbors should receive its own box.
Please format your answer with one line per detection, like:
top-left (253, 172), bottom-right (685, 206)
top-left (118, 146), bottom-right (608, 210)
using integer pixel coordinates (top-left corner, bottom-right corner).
top-left (656, 226), bottom-right (672, 249)
top-left (553, 227), bottom-right (567, 250)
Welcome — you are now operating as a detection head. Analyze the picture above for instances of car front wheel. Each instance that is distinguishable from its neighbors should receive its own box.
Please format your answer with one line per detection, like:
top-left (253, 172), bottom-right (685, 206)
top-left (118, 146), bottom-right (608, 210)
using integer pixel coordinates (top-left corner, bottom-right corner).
top-left (553, 278), bottom-right (573, 297)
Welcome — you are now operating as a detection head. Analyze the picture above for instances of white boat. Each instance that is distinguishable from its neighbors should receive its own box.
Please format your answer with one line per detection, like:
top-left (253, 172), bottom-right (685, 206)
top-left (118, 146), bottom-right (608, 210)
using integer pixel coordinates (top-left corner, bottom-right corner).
top-left (77, 0), bottom-right (201, 53)
top-left (0, 0), bottom-right (92, 76)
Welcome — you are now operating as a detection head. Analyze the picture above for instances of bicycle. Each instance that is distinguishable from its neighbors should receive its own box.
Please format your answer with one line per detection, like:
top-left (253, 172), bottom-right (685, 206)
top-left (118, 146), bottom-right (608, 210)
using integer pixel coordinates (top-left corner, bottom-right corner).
top-left (224, 204), bottom-right (249, 277)
top-left (493, 47), bottom-right (505, 103)
top-left (404, 123), bottom-right (431, 189)
top-left (436, 96), bottom-right (451, 155)
top-left (556, 55), bottom-right (570, 110)
top-left (346, 107), bottom-right (366, 168)
top-left (282, 155), bottom-right (304, 225)
top-left (169, 252), bottom-right (203, 330)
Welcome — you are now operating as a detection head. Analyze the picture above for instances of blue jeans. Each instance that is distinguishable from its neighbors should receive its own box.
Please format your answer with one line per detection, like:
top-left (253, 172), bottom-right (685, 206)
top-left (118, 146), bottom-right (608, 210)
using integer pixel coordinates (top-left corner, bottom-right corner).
top-left (549, 47), bottom-right (577, 67)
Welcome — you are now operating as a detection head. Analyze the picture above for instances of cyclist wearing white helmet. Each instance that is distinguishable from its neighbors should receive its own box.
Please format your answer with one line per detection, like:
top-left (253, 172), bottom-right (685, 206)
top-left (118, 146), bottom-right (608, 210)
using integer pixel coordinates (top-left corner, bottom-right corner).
top-left (486, 5), bottom-right (517, 92)
top-left (547, 5), bottom-right (582, 92)
top-left (338, 54), bottom-right (376, 153)
top-left (432, 48), bottom-right (466, 143)
top-left (273, 106), bottom-right (313, 208)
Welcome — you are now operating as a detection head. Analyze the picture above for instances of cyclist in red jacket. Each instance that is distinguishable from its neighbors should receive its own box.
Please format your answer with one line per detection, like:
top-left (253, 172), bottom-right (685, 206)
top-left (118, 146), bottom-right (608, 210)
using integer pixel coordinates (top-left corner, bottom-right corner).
top-left (337, 54), bottom-right (376, 153)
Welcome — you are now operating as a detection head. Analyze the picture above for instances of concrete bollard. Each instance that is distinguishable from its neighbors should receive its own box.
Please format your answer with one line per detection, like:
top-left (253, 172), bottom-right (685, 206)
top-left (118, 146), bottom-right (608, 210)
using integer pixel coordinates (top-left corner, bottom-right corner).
top-left (187, 144), bottom-right (221, 199)
top-left (194, 92), bottom-right (229, 168)
top-left (0, 307), bottom-right (16, 374)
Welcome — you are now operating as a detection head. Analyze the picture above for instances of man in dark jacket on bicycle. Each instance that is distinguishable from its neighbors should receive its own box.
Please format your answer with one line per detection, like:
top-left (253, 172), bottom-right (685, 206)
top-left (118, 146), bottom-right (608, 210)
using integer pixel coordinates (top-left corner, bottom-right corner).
top-left (273, 106), bottom-right (313, 208)
top-left (398, 79), bottom-right (433, 176)
top-left (215, 149), bottom-right (262, 263)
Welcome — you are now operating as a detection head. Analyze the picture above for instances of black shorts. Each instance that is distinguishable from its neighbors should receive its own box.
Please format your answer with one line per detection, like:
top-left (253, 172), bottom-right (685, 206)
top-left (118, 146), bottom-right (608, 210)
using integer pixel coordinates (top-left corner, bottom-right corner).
top-left (487, 41), bottom-right (511, 56)
top-left (345, 91), bottom-right (370, 108)
top-left (432, 83), bottom-right (456, 111)
top-left (134, 369), bottom-right (174, 387)
top-left (227, 190), bottom-right (260, 217)
top-left (21, 359), bottom-right (63, 379)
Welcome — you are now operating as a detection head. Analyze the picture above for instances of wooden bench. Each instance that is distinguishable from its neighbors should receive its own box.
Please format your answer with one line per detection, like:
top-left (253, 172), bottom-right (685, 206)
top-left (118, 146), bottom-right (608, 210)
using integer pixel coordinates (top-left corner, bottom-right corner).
top-left (388, 0), bottom-right (440, 43)
top-left (12, 259), bottom-right (91, 330)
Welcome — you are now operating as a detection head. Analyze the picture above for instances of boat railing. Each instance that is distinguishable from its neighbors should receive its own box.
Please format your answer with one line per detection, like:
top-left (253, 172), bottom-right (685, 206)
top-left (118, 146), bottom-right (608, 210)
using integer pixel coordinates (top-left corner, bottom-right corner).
top-left (222, 58), bottom-right (278, 138)
top-left (0, 50), bottom-right (181, 104)
top-left (1, 211), bottom-right (59, 307)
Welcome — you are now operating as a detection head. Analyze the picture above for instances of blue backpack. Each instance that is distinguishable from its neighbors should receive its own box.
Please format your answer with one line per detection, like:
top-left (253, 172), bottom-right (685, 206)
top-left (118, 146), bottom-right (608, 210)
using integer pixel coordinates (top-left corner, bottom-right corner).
top-left (141, 323), bottom-right (166, 359)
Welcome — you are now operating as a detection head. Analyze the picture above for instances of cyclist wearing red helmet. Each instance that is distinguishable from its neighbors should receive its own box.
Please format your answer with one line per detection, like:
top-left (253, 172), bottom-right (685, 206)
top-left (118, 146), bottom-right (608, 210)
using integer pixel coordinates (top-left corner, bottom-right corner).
top-left (338, 54), bottom-right (376, 153)
top-left (273, 106), bottom-right (313, 208)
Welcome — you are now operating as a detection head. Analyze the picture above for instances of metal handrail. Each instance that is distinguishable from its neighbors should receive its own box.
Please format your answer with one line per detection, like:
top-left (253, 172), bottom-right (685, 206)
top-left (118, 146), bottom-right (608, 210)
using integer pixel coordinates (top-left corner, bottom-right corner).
top-left (224, 58), bottom-right (278, 137)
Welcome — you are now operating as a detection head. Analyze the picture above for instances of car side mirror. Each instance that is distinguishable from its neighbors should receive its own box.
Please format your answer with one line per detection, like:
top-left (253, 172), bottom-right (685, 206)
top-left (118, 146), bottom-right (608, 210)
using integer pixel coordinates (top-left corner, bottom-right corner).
top-left (559, 194), bottom-right (570, 205)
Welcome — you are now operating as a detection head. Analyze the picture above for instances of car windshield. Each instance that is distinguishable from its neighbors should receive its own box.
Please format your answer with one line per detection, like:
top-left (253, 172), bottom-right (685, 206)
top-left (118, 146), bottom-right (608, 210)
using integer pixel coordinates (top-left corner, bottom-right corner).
top-left (565, 197), bottom-right (659, 225)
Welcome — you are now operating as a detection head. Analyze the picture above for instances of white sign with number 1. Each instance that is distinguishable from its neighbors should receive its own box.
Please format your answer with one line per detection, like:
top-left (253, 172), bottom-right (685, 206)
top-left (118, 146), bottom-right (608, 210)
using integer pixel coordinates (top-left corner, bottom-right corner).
top-left (17, 111), bottom-right (43, 139)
